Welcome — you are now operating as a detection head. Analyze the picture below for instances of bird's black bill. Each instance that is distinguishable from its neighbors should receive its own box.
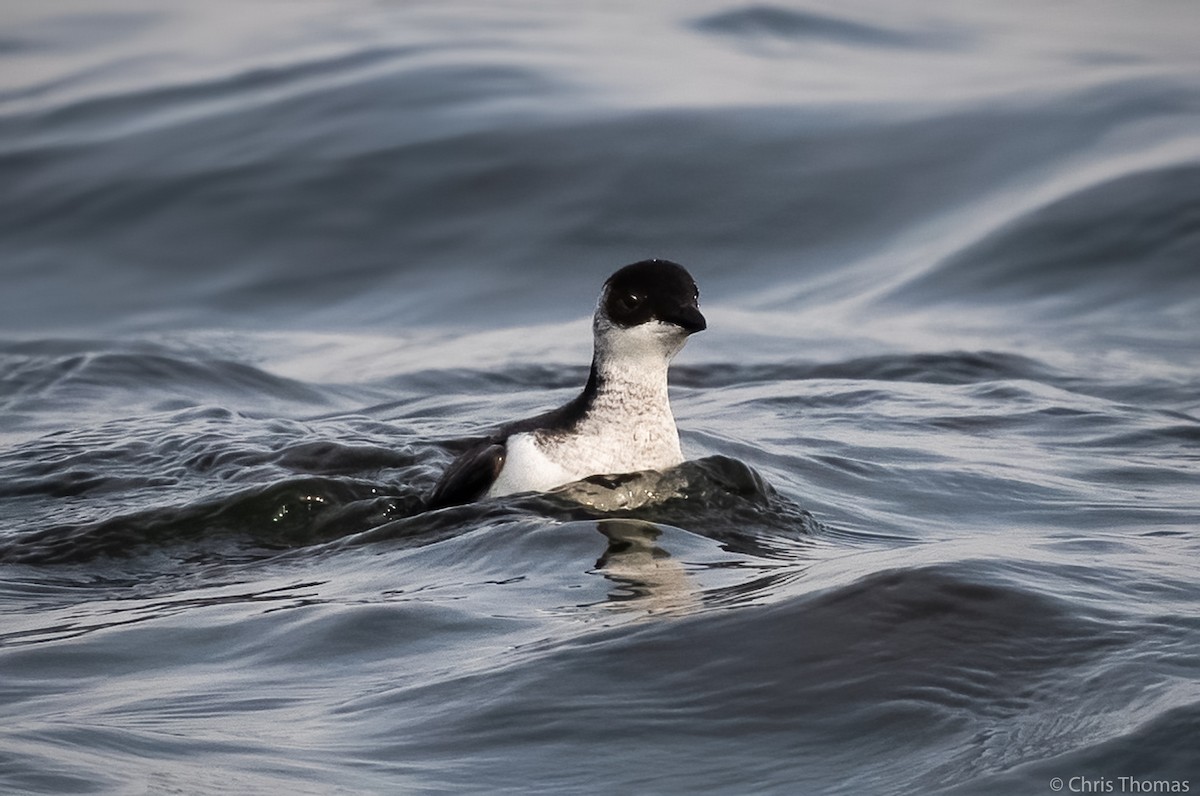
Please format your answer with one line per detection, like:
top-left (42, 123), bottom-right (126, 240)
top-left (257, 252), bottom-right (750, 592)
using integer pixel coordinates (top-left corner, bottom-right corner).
top-left (662, 304), bottom-right (707, 334)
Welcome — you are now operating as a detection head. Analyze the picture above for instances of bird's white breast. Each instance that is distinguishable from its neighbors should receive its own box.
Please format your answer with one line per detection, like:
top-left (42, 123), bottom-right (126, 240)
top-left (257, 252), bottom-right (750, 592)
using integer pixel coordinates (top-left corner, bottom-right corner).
top-left (484, 404), bottom-right (684, 499)
top-left (485, 318), bottom-right (688, 499)
top-left (484, 433), bottom-right (574, 498)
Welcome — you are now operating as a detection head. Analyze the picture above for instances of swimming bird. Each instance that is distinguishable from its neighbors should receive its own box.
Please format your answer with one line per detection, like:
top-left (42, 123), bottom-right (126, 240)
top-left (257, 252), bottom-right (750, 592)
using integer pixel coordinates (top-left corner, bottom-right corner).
top-left (427, 259), bottom-right (706, 508)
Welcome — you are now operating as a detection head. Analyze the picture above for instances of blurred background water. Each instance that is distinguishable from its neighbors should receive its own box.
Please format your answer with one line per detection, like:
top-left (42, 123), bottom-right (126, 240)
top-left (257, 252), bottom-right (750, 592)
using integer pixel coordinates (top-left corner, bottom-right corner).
top-left (1, 1), bottom-right (1199, 793)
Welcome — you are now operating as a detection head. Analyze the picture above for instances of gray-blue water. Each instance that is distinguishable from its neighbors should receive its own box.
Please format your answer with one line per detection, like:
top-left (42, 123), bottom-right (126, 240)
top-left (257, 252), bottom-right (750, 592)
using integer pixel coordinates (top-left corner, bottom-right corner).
top-left (2, 1), bottom-right (1199, 793)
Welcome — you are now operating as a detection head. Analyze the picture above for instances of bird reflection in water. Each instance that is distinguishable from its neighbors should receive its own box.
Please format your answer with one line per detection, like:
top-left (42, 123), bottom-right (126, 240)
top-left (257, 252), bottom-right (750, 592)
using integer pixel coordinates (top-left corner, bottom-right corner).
top-left (593, 519), bottom-right (700, 615)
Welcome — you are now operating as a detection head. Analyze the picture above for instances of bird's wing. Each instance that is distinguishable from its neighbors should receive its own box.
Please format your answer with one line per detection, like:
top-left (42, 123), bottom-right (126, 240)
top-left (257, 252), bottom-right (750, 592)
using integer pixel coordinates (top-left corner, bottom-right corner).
top-left (426, 442), bottom-right (507, 509)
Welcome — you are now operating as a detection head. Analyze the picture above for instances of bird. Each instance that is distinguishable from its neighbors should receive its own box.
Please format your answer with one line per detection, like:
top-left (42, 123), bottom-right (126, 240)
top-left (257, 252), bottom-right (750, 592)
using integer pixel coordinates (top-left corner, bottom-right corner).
top-left (427, 259), bottom-right (705, 509)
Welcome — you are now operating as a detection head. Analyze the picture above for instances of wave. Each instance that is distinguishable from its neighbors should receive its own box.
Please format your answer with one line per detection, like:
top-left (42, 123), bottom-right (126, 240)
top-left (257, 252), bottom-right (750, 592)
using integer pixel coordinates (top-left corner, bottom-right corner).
top-left (4, 67), bottom-right (1197, 334)
top-left (883, 161), bottom-right (1200, 315)
top-left (965, 703), bottom-right (1200, 793)
top-left (0, 449), bottom-right (813, 567)
top-left (691, 5), bottom-right (958, 51)
top-left (0, 340), bottom-right (334, 417)
top-left (673, 350), bottom-right (1057, 388)
top-left (0, 475), bottom-right (417, 565)
top-left (362, 561), bottom-right (1131, 793)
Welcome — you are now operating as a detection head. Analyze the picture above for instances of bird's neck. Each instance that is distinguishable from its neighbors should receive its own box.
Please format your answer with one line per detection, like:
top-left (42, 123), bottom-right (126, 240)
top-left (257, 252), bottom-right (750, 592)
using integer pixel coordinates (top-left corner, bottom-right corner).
top-left (582, 346), bottom-right (674, 418)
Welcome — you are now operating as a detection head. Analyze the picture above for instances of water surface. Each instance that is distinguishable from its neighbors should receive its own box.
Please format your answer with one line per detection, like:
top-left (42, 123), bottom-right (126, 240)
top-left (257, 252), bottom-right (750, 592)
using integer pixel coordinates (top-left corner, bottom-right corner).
top-left (2, 1), bottom-right (1199, 793)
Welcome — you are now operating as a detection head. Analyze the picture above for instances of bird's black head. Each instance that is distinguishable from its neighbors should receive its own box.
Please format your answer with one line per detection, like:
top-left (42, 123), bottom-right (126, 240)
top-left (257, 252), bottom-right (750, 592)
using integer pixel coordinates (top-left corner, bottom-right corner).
top-left (601, 259), bottom-right (706, 334)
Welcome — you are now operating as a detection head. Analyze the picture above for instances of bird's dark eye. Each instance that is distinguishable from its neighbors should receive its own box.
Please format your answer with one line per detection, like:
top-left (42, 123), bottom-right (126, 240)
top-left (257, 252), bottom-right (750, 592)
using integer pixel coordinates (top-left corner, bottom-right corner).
top-left (615, 291), bottom-right (643, 315)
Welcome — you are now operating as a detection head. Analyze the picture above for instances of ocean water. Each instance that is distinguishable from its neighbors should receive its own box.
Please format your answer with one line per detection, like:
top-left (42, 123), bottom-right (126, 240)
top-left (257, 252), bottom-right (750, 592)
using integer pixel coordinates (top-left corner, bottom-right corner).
top-left (2, 1), bottom-right (1199, 793)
